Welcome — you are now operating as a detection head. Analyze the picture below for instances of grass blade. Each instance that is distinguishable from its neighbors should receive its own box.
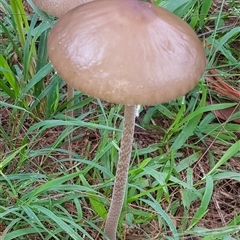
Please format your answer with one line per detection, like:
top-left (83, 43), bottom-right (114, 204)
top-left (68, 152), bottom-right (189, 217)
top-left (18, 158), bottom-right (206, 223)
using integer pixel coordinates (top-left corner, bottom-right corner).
top-left (188, 175), bottom-right (214, 229)
top-left (207, 140), bottom-right (240, 176)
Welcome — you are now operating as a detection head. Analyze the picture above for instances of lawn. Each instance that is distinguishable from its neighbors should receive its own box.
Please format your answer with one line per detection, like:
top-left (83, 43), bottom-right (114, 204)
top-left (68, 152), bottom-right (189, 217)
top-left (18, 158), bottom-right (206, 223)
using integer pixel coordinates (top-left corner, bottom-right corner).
top-left (0, 0), bottom-right (240, 239)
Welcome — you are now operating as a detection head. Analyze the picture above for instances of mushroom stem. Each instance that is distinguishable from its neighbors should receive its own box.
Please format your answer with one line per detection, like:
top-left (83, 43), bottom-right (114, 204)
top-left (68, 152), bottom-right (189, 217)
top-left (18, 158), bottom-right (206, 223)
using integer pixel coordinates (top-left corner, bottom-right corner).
top-left (67, 85), bottom-right (74, 117)
top-left (66, 86), bottom-right (74, 167)
top-left (104, 105), bottom-right (136, 240)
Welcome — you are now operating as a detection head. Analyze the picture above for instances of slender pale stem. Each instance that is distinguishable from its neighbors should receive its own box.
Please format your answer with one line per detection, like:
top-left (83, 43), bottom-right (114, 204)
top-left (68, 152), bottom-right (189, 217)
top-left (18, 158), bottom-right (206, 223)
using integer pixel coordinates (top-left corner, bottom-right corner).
top-left (67, 84), bottom-right (74, 117)
top-left (104, 105), bottom-right (136, 240)
top-left (67, 84), bottom-right (74, 166)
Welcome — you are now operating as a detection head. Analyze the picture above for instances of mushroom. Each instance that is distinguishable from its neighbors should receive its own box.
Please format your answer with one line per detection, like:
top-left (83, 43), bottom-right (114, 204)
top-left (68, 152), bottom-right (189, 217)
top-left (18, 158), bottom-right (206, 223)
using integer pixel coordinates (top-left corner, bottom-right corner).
top-left (32, 0), bottom-right (94, 17)
top-left (47, 0), bottom-right (206, 239)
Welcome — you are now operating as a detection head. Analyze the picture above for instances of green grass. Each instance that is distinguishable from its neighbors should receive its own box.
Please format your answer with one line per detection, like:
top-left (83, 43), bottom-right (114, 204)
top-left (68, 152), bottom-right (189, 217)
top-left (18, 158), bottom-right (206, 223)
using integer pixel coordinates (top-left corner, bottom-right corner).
top-left (0, 0), bottom-right (240, 239)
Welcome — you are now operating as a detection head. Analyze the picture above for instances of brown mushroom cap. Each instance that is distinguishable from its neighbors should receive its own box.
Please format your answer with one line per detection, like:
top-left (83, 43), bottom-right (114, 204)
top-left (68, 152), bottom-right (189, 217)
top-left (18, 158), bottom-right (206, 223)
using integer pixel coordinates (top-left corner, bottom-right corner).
top-left (32, 0), bottom-right (94, 17)
top-left (48, 0), bottom-right (206, 105)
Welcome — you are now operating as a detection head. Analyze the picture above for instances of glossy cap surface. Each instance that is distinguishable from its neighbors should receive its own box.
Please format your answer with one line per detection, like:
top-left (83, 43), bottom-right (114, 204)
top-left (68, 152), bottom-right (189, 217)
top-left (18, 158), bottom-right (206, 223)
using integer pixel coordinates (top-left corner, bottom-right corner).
top-left (48, 0), bottom-right (206, 105)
